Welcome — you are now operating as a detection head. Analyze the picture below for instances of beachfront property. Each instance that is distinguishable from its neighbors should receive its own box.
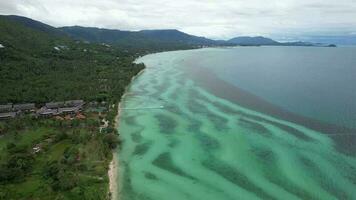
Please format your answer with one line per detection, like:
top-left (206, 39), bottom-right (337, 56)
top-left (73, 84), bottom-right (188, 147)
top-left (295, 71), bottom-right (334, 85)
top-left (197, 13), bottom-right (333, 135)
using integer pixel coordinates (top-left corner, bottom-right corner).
top-left (13, 103), bottom-right (36, 112)
top-left (65, 100), bottom-right (85, 107)
top-left (0, 104), bottom-right (13, 113)
top-left (1, 103), bottom-right (36, 113)
top-left (37, 100), bottom-right (85, 117)
top-left (0, 100), bottom-right (85, 119)
top-left (45, 102), bottom-right (65, 109)
top-left (0, 103), bottom-right (36, 118)
top-left (0, 112), bottom-right (17, 120)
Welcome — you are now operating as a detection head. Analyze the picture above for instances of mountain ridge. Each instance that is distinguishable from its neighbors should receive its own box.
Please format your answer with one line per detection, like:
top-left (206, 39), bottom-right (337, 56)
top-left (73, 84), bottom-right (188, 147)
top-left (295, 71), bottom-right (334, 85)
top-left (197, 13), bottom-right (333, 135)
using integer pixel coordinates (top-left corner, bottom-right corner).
top-left (1, 15), bottom-right (337, 48)
top-left (228, 36), bottom-right (280, 45)
top-left (58, 26), bottom-right (222, 47)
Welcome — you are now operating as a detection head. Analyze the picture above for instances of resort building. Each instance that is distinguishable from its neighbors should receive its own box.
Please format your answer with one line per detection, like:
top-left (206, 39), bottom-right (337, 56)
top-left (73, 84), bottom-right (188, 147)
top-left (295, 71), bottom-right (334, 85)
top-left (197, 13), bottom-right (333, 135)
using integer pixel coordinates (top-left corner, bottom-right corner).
top-left (0, 100), bottom-right (85, 119)
top-left (13, 103), bottom-right (36, 112)
top-left (58, 107), bottom-right (80, 115)
top-left (0, 112), bottom-right (17, 120)
top-left (65, 100), bottom-right (85, 107)
top-left (36, 108), bottom-right (58, 117)
top-left (38, 100), bottom-right (84, 117)
top-left (0, 104), bottom-right (13, 113)
top-left (45, 102), bottom-right (65, 109)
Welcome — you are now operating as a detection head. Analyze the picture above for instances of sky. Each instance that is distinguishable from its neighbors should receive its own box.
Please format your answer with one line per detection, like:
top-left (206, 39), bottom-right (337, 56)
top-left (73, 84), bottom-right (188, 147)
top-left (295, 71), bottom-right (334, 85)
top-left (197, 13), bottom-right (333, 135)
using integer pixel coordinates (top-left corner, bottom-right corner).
top-left (1, 0), bottom-right (356, 40)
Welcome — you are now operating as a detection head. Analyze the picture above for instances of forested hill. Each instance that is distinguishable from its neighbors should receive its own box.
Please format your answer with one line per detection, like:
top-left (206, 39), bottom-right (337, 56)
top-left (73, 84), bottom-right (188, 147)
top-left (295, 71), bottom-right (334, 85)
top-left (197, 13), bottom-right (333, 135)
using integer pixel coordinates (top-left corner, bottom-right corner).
top-left (3, 15), bottom-right (66, 37)
top-left (0, 15), bottom-right (144, 104)
top-left (228, 36), bottom-right (280, 46)
top-left (1, 15), bottom-right (226, 50)
top-left (58, 27), bottom-right (222, 49)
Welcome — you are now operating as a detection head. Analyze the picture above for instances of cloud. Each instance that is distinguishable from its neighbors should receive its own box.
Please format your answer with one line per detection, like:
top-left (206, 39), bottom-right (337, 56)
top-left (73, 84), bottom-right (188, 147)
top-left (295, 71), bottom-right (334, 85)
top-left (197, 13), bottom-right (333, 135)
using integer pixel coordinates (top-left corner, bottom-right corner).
top-left (0, 0), bottom-right (356, 39)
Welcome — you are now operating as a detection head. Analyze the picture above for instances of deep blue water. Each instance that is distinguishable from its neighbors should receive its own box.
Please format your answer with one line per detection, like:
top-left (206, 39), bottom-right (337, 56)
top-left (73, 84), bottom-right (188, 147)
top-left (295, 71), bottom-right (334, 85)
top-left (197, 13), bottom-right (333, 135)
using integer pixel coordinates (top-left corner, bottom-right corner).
top-left (184, 46), bottom-right (356, 129)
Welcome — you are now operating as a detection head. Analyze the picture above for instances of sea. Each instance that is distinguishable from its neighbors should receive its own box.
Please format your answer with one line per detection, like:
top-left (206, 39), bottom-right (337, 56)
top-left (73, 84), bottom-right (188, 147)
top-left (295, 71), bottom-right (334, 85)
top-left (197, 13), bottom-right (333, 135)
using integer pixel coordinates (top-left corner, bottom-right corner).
top-left (116, 46), bottom-right (356, 200)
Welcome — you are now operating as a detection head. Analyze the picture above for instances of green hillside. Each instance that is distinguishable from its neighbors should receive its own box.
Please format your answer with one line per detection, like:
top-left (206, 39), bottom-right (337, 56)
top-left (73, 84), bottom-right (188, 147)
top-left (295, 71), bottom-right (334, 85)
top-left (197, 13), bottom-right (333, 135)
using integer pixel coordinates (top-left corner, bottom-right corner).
top-left (0, 16), bottom-right (144, 104)
top-left (59, 26), bottom-right (223, 50)
top-left (0, 15), bottom-right (144, 200)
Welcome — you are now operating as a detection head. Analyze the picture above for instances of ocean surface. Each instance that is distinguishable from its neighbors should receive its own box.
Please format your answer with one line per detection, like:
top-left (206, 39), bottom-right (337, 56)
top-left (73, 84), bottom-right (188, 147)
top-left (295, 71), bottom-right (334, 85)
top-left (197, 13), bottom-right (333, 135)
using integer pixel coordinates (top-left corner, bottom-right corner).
top-left (116, 47), bottom-right (356, 200)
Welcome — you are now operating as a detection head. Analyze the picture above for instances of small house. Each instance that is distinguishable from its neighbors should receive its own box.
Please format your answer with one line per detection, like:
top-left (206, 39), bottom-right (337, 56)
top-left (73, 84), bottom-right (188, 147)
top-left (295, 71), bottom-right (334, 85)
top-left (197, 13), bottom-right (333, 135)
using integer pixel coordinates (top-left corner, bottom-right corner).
top-left (45, 102), bottom-right (65, 109)
top-left (0, 112), bottom-right (17, 120)
top-left (65, 100), bottom-right (84, 107)
top-left (13, 103), bottom-right (36, 112)
top-left (58, 107), bottom-right (80, 115)
top-left (0, 104), bottom-right (13, 113)
top-left (37, 108), bottom-right (58, 117)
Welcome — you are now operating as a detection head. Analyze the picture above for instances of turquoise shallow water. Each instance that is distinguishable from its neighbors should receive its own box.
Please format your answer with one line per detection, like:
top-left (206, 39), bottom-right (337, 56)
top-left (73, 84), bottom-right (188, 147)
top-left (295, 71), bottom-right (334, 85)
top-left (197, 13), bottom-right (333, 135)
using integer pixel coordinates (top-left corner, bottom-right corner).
top-left (116, 48), bottom-right (356, 200)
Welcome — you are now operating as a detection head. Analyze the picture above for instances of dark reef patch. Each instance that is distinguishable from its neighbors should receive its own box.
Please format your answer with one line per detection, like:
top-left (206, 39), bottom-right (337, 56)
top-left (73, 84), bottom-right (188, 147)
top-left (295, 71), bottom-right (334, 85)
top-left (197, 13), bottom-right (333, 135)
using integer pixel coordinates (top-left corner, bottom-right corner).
top-left (124, 115), bottom-right (139, 126)
top-left (152, 152), bottom-right (196, 180)
top-left (121, 162), bottom-right (150, 200)
top-left (207, 112), bottom-right (229, 131)
top-left (131, 131), bottom-right (143, 143)
top-left (250, 147), bottom-right (275, 165)
top-left (188, 98), bottom-right (229, 131)
top-left (259, 155), bottom-right (320, 200)
top-left (133, 142), bottom-right (151, 156)
top-left (238, 118), bottom-right (271, 136)
top-left (155, 114), bottom-right (177, 134)
top-left (195, 132), bottom-right (220, 150)
top-left (187, 117), bottom-right (203, 133)
top-left (144, 172), bottom-right (159, 180)
top-left (299, 156), bottom-right (348, 199)
top-left (187, 98), bottom-right (207, 114)
top-left (168, 139), bottom-right (179, 148)
top-left (202, 159), bottom-right (277, 200)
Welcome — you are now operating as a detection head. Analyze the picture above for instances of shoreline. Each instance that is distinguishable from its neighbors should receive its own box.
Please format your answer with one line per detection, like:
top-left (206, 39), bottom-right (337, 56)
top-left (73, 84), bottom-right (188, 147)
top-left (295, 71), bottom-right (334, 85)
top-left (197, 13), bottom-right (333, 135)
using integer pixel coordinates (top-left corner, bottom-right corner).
top-left (108, 152), bottom-right (118, 200)
top-left (108, 68), bottom-right (145, 200)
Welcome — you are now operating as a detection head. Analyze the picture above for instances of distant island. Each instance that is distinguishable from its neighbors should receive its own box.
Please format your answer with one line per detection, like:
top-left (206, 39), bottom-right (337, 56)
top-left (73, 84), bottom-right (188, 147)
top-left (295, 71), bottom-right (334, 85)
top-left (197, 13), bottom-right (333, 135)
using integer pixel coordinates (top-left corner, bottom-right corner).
top-left (228, 36), bottom-right (337, 47)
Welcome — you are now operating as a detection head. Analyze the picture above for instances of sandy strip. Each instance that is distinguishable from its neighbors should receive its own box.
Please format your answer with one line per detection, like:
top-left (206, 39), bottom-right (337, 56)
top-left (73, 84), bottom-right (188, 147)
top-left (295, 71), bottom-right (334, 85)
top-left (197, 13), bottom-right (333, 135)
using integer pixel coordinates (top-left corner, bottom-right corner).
top-left (108, 153), bottom-right (118, 200)
top-left (109, 101), bottom-right (122, 200)
top-left (108, 69), bottom-right (145, 200)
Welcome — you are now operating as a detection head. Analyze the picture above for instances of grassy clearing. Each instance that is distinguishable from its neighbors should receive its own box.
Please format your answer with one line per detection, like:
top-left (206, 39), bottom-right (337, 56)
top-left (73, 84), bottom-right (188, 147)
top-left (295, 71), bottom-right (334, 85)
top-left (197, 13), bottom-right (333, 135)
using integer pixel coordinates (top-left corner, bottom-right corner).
top-left (0, 112), bottom-right (118, 200)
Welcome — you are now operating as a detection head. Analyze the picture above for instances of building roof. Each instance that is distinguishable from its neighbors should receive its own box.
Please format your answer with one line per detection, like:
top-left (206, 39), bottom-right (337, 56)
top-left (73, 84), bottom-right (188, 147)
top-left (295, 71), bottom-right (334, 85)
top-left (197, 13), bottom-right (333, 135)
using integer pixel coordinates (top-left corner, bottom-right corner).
top-left (0, 104), bottom-right (13, 112)
top-left (45, 102), bottom-right (65, 109)
top-left (0, 112), bottom-right (17, 118)
top-left (37, 108), bottom-right (57, 115)
top-left (65, 100), bottom-right (84, 107)
top-left (58, 107), bottom-right (79, 113)
top-left (13, 103), bottom-right (35, 111)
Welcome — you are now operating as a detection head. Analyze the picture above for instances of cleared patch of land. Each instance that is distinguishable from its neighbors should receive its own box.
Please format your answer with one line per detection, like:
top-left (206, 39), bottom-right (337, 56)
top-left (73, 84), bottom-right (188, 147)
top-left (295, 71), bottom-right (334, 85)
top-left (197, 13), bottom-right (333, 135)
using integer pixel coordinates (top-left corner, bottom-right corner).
top-left (0, 108), bottom-right (120, 200)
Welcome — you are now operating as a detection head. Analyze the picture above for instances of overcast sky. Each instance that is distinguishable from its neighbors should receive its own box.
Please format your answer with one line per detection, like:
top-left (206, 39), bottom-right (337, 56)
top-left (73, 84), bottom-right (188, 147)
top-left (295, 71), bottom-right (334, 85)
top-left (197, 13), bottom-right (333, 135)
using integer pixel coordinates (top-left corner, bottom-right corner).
top-left (1, 0), bottom-right (356, 39)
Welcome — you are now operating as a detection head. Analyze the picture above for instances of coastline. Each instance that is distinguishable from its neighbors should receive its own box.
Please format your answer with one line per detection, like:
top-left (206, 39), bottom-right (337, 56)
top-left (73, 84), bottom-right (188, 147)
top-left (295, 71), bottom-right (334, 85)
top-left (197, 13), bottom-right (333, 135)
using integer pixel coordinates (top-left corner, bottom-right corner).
top-left (108, 68), bottom-right (145, 200)
top-left (108, 152), bottom-right (118, 200)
